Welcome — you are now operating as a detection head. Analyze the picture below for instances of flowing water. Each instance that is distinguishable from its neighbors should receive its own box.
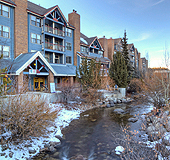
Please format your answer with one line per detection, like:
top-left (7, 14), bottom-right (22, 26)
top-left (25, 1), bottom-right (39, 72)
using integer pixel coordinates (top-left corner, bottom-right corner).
top-left (57, 103), bottom-right (153, 160)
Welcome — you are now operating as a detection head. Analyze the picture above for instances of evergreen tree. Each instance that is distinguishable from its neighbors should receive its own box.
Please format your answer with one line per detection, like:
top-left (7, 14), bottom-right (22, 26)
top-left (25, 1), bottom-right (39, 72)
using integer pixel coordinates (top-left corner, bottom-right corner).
top-left (109, 51), bottom-right (128, 88)
top-left (76, 57), bottom-right (101, 90)
top-left (122, 30), bottom-right (134, 82)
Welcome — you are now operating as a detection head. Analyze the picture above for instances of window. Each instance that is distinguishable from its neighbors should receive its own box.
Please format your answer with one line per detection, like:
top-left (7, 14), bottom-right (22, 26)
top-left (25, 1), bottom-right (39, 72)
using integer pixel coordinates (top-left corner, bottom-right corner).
top-left (31, 15), bottom-right (41, 27)
top-left (99, 51), bottom-right (103, 56)
top-left (66, 42), bottom-right (71, 51)
top-left (66, 28), bottom-right (72, 37)
top-left (81, 46), bottom-right (87, 53)
top-left (31, 33), bottom-right (41, 44)
top-left (0, 4), bottom-right (9, 17)
top-left (66, 56), bottom-right (71, 64)
top-left (55, 54), bottom-right (59, 64)
top-left (0, 25), bottom-right (9, 38)
top-left (45, 53), bottom-right (49, 62)
top-left (0, 45), bottom-right (10, 58)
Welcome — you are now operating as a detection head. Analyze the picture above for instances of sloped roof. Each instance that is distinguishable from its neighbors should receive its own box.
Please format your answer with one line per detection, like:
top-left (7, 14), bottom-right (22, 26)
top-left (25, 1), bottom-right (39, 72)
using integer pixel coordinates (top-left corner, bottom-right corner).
top-left (1, 0), bottom-right (16, 6)
top-left (9, 52), bottom-right (37, 73)
top-left (0, 59), bottom-right (12, 70)
top-left (77, 52), bottom-right (110, 64)
top-left (8, 52), bottom-right (56, 75)
top-left (27, 1), bottom-right (74, 28)
top-left (80, 33), bottom-right (96, 46)
top-left (128, 43), bottom-right (134, 50)
top-left (114, 38), bottom-right (122, 44)
top-left (27, 1), bottom-right (48, 16)
top-left (51, 64), bottom-right (76, 76)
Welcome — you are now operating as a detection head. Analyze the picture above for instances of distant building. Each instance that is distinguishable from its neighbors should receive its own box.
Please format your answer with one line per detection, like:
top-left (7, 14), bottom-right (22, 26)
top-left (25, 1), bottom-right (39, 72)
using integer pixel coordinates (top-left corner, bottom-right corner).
top-left (139, 57), bottom-right (148, 77)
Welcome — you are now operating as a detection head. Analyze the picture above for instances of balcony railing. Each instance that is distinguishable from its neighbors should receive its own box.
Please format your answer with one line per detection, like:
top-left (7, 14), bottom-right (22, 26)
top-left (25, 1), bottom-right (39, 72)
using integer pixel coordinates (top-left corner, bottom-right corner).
top-left (45, 42), bottom-right (65, 52)
top-left (45, 25), bottom-right (65, 37)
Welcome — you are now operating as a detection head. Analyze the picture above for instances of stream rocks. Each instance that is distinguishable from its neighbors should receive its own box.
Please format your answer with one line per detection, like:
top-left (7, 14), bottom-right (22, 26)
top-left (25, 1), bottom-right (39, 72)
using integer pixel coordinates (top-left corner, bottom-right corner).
top-left (144, 109), bottom-right (170, 158)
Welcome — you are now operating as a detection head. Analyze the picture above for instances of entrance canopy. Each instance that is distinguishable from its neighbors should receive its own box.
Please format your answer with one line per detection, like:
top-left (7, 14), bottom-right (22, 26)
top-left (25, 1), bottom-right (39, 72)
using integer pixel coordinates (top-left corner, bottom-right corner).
top-left (7, 51), bottom-right (57, 76)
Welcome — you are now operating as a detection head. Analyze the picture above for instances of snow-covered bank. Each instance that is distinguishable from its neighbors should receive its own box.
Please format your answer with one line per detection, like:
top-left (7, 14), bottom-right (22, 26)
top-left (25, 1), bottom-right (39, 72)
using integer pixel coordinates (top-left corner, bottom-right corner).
top-left (0, 103), bottom-right (81, 160)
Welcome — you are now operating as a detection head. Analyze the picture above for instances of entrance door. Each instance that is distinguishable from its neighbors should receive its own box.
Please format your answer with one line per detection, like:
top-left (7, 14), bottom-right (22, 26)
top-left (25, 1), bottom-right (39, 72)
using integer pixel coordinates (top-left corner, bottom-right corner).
top-left (34, 77), bottom-right (45, 91)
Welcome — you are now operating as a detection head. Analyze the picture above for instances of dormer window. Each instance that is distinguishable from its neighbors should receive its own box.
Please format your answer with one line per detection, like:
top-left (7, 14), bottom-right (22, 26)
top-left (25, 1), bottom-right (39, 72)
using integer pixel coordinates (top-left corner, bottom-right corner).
top-left (0, 4), bottom-right (9, 18)
top-left (31, 15), bottom-right (41, 27)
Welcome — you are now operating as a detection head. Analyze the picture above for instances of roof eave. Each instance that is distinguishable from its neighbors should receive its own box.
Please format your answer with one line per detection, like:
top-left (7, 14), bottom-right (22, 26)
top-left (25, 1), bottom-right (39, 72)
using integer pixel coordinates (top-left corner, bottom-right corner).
top-left (27, 9), bottom-right (44, 17)
top-left (1, 0), bottom-right (16, 7)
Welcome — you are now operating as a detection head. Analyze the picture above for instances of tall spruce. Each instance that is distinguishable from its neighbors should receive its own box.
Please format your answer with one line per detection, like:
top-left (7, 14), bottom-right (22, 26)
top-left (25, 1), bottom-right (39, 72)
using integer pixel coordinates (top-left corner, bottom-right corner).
top-left (76, 57), bottom-right (101, 90)
top-left (109, 51), bottom-right (128, 88)
top-left (122, 30), bottom-right (133, 82)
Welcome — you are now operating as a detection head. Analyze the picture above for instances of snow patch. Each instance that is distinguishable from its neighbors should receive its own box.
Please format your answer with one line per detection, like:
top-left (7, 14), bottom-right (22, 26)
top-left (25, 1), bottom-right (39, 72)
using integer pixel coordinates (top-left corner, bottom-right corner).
top-left (0, 103), bottom-right (81, 159)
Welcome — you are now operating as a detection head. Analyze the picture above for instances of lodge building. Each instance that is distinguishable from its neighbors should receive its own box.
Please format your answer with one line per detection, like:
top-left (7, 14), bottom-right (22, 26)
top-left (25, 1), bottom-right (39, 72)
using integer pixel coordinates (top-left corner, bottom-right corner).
top-left (0, 0), bottom-right (147, 93)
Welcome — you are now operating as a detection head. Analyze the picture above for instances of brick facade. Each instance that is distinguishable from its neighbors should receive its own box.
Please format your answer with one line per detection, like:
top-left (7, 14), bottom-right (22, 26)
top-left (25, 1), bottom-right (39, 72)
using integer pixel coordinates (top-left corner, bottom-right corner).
top-left (99, 36), bottom-right (108, 58)
top-left (107, 38), bottom-right (114, 61)
top-left (13, 0), bottom-right (28, 58)
top-left (68, 10), bottom-right (80, 66)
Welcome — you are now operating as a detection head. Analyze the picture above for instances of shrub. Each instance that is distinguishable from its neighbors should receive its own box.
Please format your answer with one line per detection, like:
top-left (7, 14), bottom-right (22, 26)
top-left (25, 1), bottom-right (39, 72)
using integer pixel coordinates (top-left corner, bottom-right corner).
top-left (0, 93), bottom-right (60, 142)
top-left (127, 78), bottom-right (143, 94)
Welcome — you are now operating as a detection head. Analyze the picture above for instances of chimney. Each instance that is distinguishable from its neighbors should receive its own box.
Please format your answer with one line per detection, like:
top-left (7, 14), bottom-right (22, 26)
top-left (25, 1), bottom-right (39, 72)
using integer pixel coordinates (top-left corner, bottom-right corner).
top-left (68, 10), bottom-right (80, 66)
top-left (13, 0), bottom-right (28, 58)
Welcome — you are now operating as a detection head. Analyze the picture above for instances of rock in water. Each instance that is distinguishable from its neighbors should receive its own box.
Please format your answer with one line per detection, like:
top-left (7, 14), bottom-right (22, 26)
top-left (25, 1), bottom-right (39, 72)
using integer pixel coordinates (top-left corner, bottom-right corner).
top-left (115, 146), bottom-right (124, 155)
top-left (113, 108), bottom-right (125, 114)
top-left (128, 117), bottom-right (138, 123)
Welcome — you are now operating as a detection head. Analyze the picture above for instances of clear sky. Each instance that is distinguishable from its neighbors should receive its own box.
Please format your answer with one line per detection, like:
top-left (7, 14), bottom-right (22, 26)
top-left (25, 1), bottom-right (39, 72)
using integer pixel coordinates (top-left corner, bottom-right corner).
top-left (29, 0), bottom-right (170, 68)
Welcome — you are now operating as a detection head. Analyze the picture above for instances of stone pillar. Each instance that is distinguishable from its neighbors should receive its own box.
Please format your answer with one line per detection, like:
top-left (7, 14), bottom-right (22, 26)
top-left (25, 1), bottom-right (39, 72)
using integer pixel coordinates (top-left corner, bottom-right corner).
top-left (16, 71), bottom-right (23, 93)
top-left (70, 76), bottom-right (74, 86)
top-left (47, 70), bottom-right (54, 92)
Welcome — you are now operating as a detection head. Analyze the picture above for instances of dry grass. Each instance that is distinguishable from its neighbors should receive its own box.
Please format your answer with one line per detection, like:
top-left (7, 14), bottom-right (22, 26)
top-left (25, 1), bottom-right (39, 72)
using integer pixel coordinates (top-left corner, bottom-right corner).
top-left (0, 93), bottom-right (60, 142)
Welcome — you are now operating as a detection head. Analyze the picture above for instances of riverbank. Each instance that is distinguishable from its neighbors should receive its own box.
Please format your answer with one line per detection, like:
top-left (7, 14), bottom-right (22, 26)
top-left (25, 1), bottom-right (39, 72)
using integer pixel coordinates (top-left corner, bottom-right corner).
top-left (1, 95), bottom-right (168, 160)
top-left (0, 94), bottom-right (133, 160)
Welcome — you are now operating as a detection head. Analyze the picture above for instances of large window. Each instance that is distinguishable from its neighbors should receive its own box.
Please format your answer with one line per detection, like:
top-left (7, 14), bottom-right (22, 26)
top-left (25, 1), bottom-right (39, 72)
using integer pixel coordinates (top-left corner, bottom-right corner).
top-left (31, 33), bottom-right (41, 44)
top-left (66, 56), bottom-right (71, 64)
top-left (31, 15), bottom-right (41, 27)
top-left (0, 45), bottom-right (10, 58)
top-left (66, 42), bottom-right (71, 51)
top-left (0, 25), bottom-right (9, 38)
top-left (66, 28), bottom-right (72, 37)
top-left (0, 4), bottom-right (9, 17)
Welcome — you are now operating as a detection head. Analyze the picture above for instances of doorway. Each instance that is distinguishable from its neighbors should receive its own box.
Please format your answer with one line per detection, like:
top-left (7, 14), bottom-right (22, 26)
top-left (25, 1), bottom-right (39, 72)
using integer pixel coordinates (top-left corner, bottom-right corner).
top-left (34, 77), bottom-right (45, 91)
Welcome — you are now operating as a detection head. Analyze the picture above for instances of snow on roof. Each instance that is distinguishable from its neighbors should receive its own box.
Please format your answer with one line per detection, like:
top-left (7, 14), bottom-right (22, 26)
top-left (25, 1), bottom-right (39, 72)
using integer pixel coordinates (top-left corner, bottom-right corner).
top-left (80, 37), bottom-right (88, 45)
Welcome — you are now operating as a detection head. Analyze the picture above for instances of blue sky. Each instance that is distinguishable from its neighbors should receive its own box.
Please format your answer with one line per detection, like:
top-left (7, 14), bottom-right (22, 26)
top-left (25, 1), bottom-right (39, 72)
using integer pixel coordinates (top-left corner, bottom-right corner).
top-left (29, 0), bottom-right (170, 68)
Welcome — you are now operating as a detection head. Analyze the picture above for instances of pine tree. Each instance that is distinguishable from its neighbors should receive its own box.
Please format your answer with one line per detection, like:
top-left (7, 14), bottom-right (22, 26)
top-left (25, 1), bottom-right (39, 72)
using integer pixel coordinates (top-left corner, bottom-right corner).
top-left (109, 51), bottom-right (128, 88)
top-left (76, 57), bottom-right (101, 90)
top-left (122, 30), bottom-right (134, 82)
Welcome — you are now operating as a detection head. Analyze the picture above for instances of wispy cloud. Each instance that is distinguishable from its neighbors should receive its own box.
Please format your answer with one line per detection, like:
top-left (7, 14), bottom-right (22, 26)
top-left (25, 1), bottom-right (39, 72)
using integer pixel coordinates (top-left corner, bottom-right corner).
top-left (152, 0), bottom-right (165, 6)
top-left (130, 33), bottom-right (151, 42)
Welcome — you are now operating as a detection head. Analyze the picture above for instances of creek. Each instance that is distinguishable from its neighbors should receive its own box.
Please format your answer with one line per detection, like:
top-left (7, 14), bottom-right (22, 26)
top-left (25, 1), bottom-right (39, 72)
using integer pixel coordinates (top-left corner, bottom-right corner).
top-left (56, 103), bottom-right (153, 160)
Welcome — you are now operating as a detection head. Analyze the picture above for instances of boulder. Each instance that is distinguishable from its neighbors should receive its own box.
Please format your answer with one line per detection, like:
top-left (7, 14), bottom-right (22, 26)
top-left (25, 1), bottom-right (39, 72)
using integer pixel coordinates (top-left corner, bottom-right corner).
top-left (106, 104), bottom-right (111, 108)
top-left (165, 117), bottom-right (170, 132)
top-left (128, 117), bottom-right (138, 123)
top-left (115, 146), bottom-right (124, 155)
top-left (113, 108), bottom-right (125, 114)
top-left (29, 149), bottom-right (36, 154)
top-left (110, 103), bottom-right (115, 107)
top-left (147, 125), bottom-right (156, 133)
top-left (162, 132), bottom-right (170, 146)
